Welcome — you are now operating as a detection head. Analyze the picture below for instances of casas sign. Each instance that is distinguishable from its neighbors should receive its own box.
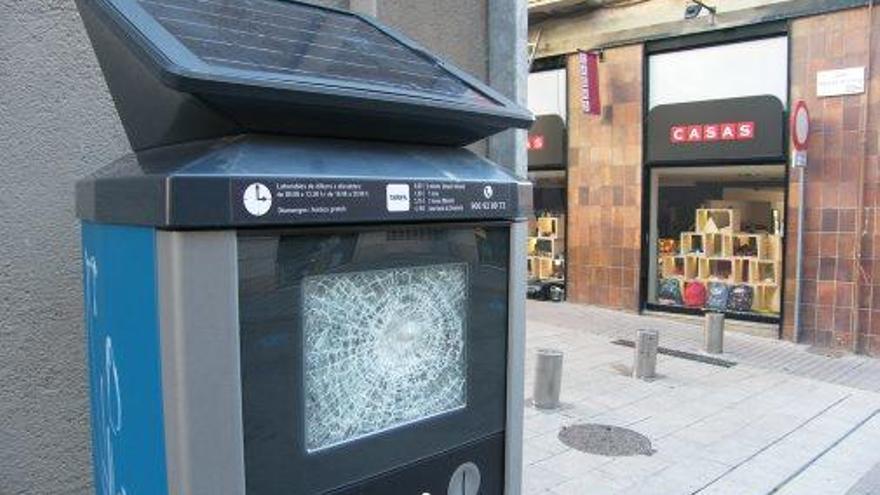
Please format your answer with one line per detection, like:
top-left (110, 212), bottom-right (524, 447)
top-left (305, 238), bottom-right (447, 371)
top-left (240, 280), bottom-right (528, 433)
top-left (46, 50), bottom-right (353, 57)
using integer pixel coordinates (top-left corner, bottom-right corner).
top-left (670, 122), bottom-right (755, 143)
top-left (646, 95), bottom-right (784, 164)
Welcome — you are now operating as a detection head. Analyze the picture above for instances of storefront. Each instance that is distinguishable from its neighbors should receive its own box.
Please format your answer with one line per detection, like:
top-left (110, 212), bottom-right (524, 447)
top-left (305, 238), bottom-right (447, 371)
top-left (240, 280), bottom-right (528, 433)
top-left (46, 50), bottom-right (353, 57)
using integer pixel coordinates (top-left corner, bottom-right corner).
top-left (527, 62), bottom-right (568, 286)
top-left (642, 32), bottom-right (789, 322)
top-left (529, 0), bottom-right (880, 354)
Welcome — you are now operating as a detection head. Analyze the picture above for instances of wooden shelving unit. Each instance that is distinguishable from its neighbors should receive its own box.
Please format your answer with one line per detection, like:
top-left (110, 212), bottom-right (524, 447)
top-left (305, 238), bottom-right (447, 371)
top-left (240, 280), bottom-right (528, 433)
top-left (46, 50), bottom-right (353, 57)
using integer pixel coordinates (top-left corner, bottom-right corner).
top-left (658, 208), bottom-right (782, 313)
top-left (529, 214), bottom-right (565, 280)
top-left (696, 208), bottom-right (740, 233)
top-left (537, 216), bottom-right (564, 238)
top-left (753, 285), bottom-right (781, 313)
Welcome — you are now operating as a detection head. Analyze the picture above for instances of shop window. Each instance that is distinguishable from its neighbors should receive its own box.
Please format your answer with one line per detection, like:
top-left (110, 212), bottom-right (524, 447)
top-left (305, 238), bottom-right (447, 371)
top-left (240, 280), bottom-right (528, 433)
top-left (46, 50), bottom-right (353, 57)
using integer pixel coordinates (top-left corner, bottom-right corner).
top-left (647, 166), bottom-right (785, 318)
top-left (527, 171), bottom-right (566, 283)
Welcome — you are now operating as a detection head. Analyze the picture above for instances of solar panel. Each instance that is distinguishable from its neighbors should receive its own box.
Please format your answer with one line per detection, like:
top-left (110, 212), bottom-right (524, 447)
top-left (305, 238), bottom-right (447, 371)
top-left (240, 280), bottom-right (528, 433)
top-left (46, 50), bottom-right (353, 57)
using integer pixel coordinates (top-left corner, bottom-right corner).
top-left (135, 0), bottom-right (495, 105)
top-left (77, 0), bottom-right (532, 148)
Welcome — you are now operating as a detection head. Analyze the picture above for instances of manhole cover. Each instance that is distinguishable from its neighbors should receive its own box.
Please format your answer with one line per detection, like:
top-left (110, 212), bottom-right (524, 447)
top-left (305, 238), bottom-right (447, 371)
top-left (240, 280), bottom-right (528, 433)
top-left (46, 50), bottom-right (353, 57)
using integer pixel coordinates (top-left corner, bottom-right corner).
top-left (558, 423), bottom-right (654, 457)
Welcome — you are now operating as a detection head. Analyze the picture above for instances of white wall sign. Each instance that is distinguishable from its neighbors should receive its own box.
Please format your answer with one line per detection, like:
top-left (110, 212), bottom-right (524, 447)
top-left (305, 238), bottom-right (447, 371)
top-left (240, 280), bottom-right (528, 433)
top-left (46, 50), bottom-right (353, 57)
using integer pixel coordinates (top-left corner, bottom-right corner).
top-left (528, 69), bottom-right (567, 121)
top-left (817, 67), bottom-right (865, 97)
top-left (648, 36), bottom-right (789, 109)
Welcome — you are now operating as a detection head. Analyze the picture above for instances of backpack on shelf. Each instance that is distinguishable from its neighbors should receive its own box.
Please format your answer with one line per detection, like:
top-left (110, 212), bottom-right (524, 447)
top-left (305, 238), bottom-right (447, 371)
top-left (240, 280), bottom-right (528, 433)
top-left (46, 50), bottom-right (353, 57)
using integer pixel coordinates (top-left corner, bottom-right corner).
top-left (658, 278), bottom-right (683, 305)
top-left (705, 282), bottom-right (730, 311)
top-left (683, 281), bottom-right (707, 308)
top-left (727, 284), bottom-right (754, 313)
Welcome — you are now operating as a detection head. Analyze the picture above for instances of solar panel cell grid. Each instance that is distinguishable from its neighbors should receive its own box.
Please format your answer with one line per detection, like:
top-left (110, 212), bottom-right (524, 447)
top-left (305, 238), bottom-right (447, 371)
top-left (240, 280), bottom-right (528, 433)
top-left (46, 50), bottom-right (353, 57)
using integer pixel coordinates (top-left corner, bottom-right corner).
top-left (137, 0), bottom-right (494, 104)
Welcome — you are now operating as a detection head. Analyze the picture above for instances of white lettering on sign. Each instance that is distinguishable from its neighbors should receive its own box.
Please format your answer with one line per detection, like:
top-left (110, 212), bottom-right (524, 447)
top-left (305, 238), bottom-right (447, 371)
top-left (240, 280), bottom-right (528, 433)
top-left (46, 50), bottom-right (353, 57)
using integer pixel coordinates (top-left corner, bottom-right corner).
top-left (670, 121), bottom-right (756, 144)
top-left (738, 122), bottom-right (755, 139)
top-left (721, 123), bottom-right (736, 140)
top-left (704, 124), bottom-right (719, 141)
top-left (386, 184), bottom-right (411, 212)
top-left (817, 67), bottom-right (865, 97)
top-left (793, 150), bottom-right (808, 168)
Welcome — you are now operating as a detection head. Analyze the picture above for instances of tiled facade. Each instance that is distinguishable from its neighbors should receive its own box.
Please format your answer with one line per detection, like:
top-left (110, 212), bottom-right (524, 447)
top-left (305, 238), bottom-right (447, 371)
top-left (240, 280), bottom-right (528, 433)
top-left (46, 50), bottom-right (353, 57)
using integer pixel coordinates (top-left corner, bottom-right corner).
top-left (565, 7), bottom-right (880, 356)
top-left (783, 8), bottom-right (880, 356)
top-left (566, 45), bottom-right (643, 310)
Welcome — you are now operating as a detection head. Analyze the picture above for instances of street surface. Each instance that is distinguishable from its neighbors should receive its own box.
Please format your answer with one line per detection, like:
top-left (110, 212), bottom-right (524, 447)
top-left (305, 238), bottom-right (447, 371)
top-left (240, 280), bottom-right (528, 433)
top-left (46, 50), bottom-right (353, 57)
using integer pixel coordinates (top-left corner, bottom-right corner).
top-left (523, 301), bottom-right (880, 495)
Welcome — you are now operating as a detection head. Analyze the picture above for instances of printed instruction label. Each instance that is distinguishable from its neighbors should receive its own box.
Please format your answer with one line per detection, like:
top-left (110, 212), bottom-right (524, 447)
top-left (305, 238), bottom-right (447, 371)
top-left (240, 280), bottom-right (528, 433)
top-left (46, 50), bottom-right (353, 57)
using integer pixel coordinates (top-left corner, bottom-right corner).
top-left (232, 178), bottom-right (515, 224)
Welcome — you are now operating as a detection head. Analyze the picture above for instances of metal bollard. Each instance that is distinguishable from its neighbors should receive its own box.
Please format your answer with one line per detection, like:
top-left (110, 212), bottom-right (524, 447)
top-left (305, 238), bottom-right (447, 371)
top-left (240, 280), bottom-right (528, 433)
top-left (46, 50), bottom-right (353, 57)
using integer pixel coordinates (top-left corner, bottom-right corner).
top-left (533, 349), bottom-right (563, 409)
top-left (633, 329), bottom-right (659, 380)
top-left (704, 312), bottom-right (725, 354)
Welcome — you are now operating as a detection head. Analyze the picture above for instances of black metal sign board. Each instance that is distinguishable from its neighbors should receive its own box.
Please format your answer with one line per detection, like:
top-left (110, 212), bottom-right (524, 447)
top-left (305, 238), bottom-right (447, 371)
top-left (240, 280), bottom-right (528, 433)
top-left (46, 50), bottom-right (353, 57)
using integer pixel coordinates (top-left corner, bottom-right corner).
top-left (528, 115), bottom-right (566, 170)
top-left (231, 178), bottom-right (523, 225)
top-left (645, 95), bottom-right (785, 165)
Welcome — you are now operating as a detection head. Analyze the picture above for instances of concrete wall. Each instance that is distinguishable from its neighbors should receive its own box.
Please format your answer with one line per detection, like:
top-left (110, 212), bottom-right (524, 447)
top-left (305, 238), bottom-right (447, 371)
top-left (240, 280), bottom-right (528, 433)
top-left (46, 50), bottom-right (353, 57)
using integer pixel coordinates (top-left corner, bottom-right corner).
top-left (0, 1), bottom-right (490, 493)
top-left (380, 0), bottom-right (488, 82)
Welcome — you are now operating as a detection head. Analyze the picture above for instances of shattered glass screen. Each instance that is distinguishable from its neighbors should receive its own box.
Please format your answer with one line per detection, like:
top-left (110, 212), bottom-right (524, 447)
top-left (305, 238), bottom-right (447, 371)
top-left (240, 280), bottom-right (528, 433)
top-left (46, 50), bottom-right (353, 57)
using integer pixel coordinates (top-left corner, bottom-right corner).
top-left (238, 225), bottom-right (509, 494)
top-left (302, 263), bottom-right (468, 452)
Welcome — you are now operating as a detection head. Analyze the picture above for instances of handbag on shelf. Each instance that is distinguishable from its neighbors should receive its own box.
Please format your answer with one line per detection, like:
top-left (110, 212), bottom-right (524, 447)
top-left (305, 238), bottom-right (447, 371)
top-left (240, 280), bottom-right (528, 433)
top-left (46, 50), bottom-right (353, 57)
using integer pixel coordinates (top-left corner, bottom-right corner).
top-left (705, 282), bottom-right (730, 311)
top-left (726, 284), bottom-right (754, 313)
top-left (683, 281), bottom-right (707, 308)
top-left (657, 278), bottom-right (683, 306)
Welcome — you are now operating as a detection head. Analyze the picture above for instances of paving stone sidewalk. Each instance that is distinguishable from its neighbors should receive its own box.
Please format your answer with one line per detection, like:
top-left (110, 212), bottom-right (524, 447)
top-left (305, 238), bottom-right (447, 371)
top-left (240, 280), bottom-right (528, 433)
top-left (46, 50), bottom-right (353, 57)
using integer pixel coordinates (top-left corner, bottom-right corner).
top-left (528, 301), bottom-right (880, 393)
top-left (523, 301), bottom-right (880, 495)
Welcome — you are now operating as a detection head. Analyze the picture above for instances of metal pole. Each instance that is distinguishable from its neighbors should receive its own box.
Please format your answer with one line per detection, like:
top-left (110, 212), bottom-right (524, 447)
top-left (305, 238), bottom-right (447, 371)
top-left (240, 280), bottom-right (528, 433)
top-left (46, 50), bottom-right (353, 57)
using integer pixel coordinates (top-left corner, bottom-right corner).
top-left (633, 329), bottom-right (659, 380)
top-left (489, 1), bottom-right (528, 493)
top-left (793, 166), bottom-right (806, 343)
top-left (533, 349), bottom-right (563, 409)
top-left (704, 312), bottom-right (724, 354)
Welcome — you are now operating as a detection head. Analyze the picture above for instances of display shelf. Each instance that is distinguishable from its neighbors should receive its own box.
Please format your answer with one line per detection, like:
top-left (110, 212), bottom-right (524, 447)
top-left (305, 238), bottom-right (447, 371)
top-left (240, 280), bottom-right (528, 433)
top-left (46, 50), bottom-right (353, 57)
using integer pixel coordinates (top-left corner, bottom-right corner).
top-left (696, 208), bottom-right (740, 234)
top-left (537, 216), bottom-right (564, 239)
top-left (534, 237), bottom-right (562, 257)
top-left (680, 232), bottom-right (704, 255)
top-left (530, 256), bottom-right (557, 279)
top-left (760, 234), bottom-right (783, 261)
top-left (657, 204), bottom-right (782, 316)
top-left (750, 260), bottom-right (781, 285)
top-left (704, 233), bottom-right (733, 257)
top-left (684, 256), bottom-right (700, 279)
top-left (733, 233), bottom-right (763, 257)
top-left (699, 258), bottom-right (735, 283)
top-left (660, 255), bottom-right (700, 279)
top-left (733, 258), bottom-right (752, 284)
top-left (660, 256), bottom-right (684, 278)
top-left (753, 284), bottom-right (781, 313)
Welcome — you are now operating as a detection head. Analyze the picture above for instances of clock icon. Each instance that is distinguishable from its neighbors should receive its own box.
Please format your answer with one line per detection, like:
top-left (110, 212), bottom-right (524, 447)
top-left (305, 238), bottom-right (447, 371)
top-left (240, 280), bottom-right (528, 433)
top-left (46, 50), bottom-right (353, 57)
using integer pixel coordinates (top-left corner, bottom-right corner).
top-left (243, 183), bottom-right (272, 217)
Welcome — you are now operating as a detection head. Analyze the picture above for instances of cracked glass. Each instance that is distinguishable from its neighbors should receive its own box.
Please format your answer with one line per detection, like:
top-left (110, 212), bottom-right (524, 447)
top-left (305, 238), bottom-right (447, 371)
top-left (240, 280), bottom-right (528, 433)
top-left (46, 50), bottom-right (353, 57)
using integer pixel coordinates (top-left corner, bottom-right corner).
top-left (302, 263), bottom-right (468, 452)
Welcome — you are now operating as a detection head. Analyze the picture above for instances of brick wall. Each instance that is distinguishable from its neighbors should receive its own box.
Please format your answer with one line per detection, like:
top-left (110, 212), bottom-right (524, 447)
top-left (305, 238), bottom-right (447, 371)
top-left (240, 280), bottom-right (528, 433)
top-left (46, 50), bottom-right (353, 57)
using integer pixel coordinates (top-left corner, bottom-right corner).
top-left (563, 7), bottom-right (880, 356)
top-left (566, 45), bottom-right (643, 310)
top-left (784, 7), bottom-right (880, 356)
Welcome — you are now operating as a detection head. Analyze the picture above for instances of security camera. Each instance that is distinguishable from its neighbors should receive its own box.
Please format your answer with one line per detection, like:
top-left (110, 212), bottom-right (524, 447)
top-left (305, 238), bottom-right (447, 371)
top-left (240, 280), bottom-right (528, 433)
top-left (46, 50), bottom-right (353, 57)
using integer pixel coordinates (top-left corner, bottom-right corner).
top-left (684, 0), bottom-right (716, 20)
top-left (684, 4), bottom-right (702, 19)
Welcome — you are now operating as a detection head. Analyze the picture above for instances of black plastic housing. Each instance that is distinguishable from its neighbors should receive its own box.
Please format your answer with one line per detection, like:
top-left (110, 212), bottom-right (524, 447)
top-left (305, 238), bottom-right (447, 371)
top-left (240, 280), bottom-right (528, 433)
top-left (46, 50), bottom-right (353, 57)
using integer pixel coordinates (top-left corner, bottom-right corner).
top-left (75, 134), bottom-right (532, 229)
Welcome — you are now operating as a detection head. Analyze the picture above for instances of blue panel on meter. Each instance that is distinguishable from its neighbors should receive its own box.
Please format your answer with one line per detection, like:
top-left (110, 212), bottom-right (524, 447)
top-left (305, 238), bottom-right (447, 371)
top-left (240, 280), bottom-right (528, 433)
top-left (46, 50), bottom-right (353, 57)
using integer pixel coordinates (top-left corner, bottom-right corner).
top-left (82, 223), bottom-right (167, 495)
